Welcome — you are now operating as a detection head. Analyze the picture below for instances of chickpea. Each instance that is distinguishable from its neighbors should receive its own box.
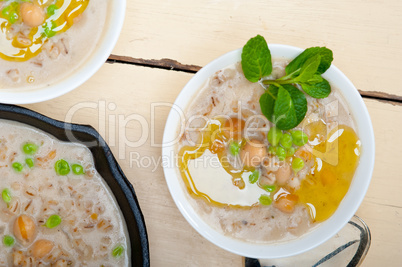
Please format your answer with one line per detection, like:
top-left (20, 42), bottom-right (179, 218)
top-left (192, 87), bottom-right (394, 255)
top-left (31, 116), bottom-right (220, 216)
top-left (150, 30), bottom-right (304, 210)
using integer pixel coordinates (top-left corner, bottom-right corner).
top-left (210, 138), bottom-right (225, 154)
top-left (13, 214), bottom-right (36, 245)
top-left (240, 140), bottom-right (267, 167)
top-left (20, 3), bottom-right (45, 28)
top-left (275, 163), bottom-right (293, 185)
top-left (274, 194), bottom-right (298, 213)
top-left (30, 239), bottom-right (54, 259)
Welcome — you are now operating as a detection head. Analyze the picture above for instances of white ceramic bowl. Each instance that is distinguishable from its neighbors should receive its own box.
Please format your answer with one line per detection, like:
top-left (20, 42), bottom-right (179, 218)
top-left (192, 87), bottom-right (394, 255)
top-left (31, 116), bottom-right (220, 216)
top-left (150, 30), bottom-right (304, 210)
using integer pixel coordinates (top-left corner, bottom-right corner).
top-left (0, 0), bottom-right (126, 104)
top-left (162, 45), bottom-right (375, 259)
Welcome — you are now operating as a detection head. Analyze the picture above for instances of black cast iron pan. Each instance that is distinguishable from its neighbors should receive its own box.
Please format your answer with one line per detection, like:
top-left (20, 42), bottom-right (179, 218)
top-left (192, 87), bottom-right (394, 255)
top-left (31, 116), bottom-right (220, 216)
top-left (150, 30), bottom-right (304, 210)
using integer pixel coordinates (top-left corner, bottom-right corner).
top-left (0, 104), bottom-right (150, 267)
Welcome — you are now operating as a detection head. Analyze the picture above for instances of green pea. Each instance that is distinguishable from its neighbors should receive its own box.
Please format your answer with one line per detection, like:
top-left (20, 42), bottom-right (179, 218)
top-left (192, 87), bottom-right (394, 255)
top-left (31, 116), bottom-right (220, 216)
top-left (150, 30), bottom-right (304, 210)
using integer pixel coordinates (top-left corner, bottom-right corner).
top-left (276, 146), bottom-right (286, 161)
top-left (286, 147), bottom-right (295, 157)
top-left (55, 159), bottom-right (70, 175)
top-left (258, 194), bottom-right (272, 206)
top-left (268, 146), bottom-right (276, 155)
top-left (112, 245), bottom-right (125, 258)
top-left (1, 6), bottom-right (10, 17)
top-left (2, 2), bottom-right (19, 24)
top-left (71, 164), bottom-right (84, 175)
top-left (12, 162), bottom-right (23, 172)
top-left (2, 189), bottom-right (11, 204)
top-left (22, 143), bottom-right (38, 155)
top-left (43, 21), bottom-right (57, 38)
top-left (3, 235), bottom-right (15, 247)
top-left (262, 185), bottom-right (276, 192)
top-left (267, 127), bottom-right (282, 146)
top-left (47, 4), bottom-right (58, 16)
top-left (25, 158), bottom-right (34, 168)
top-left (229, 141), bottom-right (240, 156)
top-left (45, 214), bottom-right (61, 228)
top-left (8, 11), bottom-right (18, 24)
top-left (292, 157), bottom-right (305, 172)
top-left (249, 170), bottom-right (259, 184)
top-left (280, 133), bottom-right (293, 149)
top-left (292, 130), bottom-right (308, 146)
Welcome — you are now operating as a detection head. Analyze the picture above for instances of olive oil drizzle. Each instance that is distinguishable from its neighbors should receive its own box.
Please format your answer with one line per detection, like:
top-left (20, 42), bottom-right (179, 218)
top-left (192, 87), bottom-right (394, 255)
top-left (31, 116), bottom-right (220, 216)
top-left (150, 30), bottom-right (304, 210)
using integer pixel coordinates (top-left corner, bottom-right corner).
top-left (178, 119), bottom-right (256, 209)
top-left (179, 119), bottom-right (361, 220)
top-left (295, 125), bottom-right (361, 222)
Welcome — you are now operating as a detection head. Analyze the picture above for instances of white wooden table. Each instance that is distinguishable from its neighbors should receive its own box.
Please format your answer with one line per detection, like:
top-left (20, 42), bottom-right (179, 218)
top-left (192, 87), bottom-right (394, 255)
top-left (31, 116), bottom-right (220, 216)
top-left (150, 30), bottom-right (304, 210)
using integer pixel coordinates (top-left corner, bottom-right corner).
top-left (22, 0), bottom-right (402, 266)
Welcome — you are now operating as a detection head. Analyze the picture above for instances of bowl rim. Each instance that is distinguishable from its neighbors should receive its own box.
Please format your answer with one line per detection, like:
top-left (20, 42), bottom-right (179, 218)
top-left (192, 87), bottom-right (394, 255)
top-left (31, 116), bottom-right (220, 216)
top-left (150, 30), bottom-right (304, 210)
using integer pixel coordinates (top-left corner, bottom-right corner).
top-left (162, 44), bottom-right (375, 259)
top-left (0, 0), bottom-right (126, 104)
top-left (0, 103), bottom-right (150, 266)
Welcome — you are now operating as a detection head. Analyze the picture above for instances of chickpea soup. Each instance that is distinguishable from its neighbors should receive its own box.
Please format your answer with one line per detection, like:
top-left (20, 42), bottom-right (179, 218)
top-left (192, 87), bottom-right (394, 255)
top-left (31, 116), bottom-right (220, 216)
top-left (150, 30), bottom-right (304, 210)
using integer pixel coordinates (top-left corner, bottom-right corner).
top-left (176, 58), bottom-right (361, 243)
top-left (0, 0), bottom-right (107, 89)
top-left (0, 120), bottom-right (130, 266)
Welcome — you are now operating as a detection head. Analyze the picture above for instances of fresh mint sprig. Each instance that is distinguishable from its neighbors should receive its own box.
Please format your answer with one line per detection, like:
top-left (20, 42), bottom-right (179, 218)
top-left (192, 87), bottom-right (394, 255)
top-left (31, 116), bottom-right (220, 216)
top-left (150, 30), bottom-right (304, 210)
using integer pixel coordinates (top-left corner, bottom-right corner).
top-left (241, 35), bottom-right (333, 130)
top-left (241, 35), bottom-right (272, 82)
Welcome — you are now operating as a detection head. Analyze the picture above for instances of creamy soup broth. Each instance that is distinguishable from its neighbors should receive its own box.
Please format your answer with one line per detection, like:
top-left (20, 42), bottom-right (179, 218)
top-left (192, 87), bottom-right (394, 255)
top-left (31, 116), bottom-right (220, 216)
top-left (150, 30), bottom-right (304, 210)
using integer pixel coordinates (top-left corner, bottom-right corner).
top-left (0, 120), bottom-right (130, 266)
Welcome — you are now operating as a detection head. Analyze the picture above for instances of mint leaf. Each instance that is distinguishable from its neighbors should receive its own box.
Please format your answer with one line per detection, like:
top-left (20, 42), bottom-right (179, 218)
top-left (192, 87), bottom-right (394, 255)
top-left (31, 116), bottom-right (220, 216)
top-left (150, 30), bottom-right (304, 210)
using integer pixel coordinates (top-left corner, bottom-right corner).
top-left (241, 36), bottom-right (333, 133)
top-left (259, 86), bottom-right (279, 122)
top-left (305, 74), bottom-right (323, 84)
top-left (263, 85), bottom-right (307, 130)
top-left (282, 84), bottom-right (307, 125)
top-left (301, 78), bottom-right (331, 98)
top-left (241, 35), bottom-right (272, 82)
top-left (276, 68), bottom-right (301, 82)
top-left (286, 47), bottom-right (333, 75)
top-left (294, 54), bottom-right (321, 82)
top-left (273, 86), bottom-right (298, 130)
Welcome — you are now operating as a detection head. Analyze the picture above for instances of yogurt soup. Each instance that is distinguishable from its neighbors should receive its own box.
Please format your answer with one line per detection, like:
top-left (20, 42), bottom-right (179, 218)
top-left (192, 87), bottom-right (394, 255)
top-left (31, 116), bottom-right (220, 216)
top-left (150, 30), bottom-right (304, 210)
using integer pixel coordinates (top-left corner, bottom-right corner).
top-left (0, 120), bottom-right (129, 266)
top-left (176, 59), bottom-right (361, 243)
top-left (0, 0), bottom-right (107, 90)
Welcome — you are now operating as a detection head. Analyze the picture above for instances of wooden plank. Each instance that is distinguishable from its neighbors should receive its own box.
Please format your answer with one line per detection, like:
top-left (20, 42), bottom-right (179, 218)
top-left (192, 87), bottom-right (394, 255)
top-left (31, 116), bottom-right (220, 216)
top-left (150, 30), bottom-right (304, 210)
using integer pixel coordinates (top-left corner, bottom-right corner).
top-left (22, 63), bottom-right (401, 266)
top-left (107, 56), bottom-right (402, 103)
top-left (112, 0), bottom-right (402, 98)
top-left (355, 99), bottom-right (402, 266)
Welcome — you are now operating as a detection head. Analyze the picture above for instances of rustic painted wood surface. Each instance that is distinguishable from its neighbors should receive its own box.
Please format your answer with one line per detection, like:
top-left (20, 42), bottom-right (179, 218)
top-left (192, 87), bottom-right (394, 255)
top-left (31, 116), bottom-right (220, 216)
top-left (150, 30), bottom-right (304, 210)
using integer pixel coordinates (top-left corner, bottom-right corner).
top-left (24, 64), bottom-right (401, 266)
top-left (113, 0), bottom-right (402, 100)
top-left (20, 0), bottom-right (402, 266)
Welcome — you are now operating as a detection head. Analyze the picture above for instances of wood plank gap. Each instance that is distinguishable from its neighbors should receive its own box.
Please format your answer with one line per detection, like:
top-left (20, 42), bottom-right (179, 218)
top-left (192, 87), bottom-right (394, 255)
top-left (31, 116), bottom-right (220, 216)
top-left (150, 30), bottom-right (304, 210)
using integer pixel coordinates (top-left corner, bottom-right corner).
top-left (107, 54), bottom-right (200, 74)
top-left (358, 90), bottom-right (402, 105)
top-left (107, 54), bottom-right (402, 105)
